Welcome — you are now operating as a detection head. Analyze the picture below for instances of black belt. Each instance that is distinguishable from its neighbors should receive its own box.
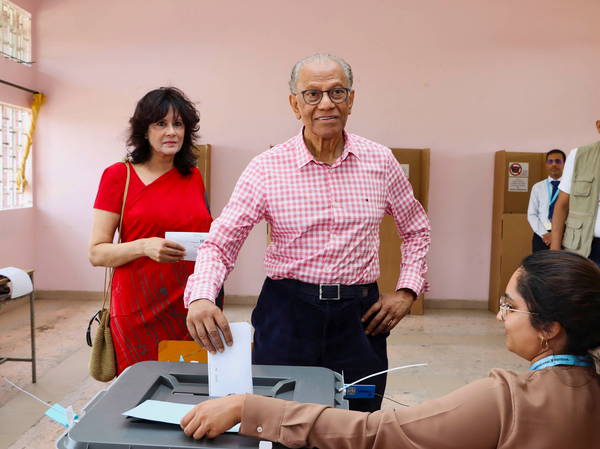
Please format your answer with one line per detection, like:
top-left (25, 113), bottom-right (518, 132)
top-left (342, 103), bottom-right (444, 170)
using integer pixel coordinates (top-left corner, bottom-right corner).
top-left (275, 278), bottom-right (376, 300)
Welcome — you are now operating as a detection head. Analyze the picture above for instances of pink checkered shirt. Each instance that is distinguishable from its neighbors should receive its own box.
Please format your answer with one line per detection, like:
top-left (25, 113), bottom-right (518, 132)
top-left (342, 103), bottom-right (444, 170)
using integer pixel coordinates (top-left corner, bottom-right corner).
top-left (184, 130), bottom-right (430, 306)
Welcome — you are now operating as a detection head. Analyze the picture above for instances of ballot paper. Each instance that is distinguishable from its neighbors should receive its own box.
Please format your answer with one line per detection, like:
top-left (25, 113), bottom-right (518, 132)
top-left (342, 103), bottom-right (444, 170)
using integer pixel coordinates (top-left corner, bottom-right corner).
top-left (208, 322), bottom-right (253, 397)
top-left (122, 400), bottom-right (240, 432)
top-left (164, 231), bottom-right (210, 261)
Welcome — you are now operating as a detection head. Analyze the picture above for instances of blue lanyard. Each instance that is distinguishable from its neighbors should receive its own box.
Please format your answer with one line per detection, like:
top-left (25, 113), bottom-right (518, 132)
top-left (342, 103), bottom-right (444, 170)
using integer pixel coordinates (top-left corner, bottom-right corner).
top-left (529, 354), bottom-right (592, 371)
top-left (546, 179), bottom-right (559, 207)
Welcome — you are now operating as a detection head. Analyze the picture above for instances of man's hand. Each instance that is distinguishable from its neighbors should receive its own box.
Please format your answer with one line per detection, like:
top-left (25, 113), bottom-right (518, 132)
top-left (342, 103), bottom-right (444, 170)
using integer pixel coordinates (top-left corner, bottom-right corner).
top-left (361, 289), bottom-right (415, 335)
top-left (186, 299), bottom-right (233, 354)
top-left (181, 395), bottom-right (244, 440)
top-left (542, 232), bottom-right (552, 246)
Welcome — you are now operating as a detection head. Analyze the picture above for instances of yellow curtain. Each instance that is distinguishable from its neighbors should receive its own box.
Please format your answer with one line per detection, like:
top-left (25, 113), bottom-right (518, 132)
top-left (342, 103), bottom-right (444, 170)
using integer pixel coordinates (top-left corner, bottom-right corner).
top-left (16, 93), bottom-right (45, 193)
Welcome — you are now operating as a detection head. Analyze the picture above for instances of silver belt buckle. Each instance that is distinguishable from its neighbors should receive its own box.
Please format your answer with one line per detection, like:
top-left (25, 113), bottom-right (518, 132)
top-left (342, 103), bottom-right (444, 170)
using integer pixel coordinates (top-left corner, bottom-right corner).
top-left (319, 284), bottom-right (341, 300)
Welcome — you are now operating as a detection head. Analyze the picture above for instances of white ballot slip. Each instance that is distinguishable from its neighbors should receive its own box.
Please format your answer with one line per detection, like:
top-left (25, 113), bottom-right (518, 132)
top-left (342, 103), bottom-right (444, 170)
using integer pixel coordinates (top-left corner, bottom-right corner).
top-left (208, 322), bottom-right (253, 397)
top-left (165, 231), bottom-right (210, 261)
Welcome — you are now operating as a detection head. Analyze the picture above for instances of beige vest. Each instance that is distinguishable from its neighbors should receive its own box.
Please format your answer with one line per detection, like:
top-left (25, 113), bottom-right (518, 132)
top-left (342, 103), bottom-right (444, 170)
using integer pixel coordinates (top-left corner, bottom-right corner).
top-left (562, 141), bottom-right (600, 256)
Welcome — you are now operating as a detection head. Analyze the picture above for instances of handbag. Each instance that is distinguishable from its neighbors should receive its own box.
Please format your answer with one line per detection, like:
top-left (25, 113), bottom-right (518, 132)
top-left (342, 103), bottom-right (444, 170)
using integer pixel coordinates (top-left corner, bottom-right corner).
top-left (88, 161), bottom-right (131, 382)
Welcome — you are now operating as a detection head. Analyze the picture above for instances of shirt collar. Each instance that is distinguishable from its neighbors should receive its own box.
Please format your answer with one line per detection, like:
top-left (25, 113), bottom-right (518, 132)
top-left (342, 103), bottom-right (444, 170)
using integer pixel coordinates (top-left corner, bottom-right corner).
top-left (294, 128), bottom-right (360, 168)
top-left (547, 176), bottom-right (562, 182)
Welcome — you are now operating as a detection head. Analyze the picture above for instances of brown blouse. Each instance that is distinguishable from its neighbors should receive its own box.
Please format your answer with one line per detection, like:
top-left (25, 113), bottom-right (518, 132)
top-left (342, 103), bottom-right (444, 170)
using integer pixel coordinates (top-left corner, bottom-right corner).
top-left (240, 366), bottom-right (600, 448)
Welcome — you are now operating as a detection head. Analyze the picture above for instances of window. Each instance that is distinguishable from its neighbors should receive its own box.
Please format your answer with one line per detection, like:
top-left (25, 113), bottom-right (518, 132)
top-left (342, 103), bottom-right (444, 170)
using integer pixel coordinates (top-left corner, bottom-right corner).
top-left (0, 0), bottom-right (31, 64)
top-left (1, 101), bottom-right (32, 210)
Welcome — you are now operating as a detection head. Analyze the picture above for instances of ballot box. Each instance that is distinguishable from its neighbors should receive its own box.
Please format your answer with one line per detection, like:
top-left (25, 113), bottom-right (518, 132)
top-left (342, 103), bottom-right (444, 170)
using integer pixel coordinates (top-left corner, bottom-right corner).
top-left (57, 361), bottom-right (348, 449)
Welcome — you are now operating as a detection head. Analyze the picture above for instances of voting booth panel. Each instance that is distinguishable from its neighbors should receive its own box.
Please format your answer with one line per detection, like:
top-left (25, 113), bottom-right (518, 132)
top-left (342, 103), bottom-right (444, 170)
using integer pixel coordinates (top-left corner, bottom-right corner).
top-left (489, 151), bottom-right (547, 312)
top-left (194, 144), bottom-right (211, 203)
top-left (378, 148), bottom-right (430, 315)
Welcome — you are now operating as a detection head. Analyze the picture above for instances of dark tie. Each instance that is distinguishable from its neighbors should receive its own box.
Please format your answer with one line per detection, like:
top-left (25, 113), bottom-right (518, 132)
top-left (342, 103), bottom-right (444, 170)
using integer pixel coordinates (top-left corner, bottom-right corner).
top-left (548, 180), bottom-right (560, 220)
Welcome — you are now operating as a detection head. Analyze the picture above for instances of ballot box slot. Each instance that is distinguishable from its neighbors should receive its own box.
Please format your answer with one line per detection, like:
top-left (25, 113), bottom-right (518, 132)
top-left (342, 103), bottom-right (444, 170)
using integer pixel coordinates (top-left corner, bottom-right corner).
top-left (269, 379), bottom-right (295, 397)
top-left (252, 376), bottom-right (289, 387)
top-left (170, 373), bottom-right (209, 384)
top-left (250, 377), bottom-right (296, 400)
top-left (135, 375), bottom-right (211, 404)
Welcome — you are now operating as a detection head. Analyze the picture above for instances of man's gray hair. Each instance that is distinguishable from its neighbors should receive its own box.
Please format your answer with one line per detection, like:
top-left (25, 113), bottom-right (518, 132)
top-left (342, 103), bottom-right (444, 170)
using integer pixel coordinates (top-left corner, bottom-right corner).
top-left (289, 53), bottom-right (353, 94)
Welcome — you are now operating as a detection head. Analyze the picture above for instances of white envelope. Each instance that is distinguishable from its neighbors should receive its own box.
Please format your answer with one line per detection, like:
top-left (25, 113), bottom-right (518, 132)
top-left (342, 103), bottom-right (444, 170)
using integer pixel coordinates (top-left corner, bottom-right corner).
top-left (165, 232), bottom-right (210, 261)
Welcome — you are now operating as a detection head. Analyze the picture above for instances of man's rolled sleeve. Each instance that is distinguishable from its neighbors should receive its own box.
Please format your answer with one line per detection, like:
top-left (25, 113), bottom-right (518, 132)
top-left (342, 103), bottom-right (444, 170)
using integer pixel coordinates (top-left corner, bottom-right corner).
top-left (183, 158), bottom-right (267, 307)
top-left (384, 151), bottom-right (431, 296)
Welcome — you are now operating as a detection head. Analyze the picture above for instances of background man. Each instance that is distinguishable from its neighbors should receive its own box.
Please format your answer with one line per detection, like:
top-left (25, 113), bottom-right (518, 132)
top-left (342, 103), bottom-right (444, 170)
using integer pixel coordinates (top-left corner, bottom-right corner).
top-left (551, 121), bottom-right (600, 266)
top-left (527, 149), bottom-right (565, 252)
top-left (184, 53), bottom-right (431, 411)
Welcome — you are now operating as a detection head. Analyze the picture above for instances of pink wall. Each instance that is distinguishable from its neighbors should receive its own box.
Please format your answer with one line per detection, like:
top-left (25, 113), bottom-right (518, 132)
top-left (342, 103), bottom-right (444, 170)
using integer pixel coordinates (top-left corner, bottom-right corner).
top-left (13, 0), bottom-right (600, 300)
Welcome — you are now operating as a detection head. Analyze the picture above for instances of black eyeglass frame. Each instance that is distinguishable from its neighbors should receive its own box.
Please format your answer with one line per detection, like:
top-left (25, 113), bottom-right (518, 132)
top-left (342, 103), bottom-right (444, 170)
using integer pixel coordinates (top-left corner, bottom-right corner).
top-left (299, 87), bottom-right (351, 105)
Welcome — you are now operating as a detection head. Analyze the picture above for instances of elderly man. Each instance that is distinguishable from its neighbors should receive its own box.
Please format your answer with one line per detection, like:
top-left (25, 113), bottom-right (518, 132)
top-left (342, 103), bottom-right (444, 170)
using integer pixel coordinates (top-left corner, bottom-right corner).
top-left (184, 53), bottom-right (431, 411)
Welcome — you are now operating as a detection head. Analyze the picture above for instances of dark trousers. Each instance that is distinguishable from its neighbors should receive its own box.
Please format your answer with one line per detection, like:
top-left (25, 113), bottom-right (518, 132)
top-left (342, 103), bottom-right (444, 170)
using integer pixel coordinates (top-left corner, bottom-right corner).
top-left (251, 278), bottom-right (388, 412)
top-left (590, 238), bottom-right (600, 267)
top-left (532, 233), bottom-right (549, 252)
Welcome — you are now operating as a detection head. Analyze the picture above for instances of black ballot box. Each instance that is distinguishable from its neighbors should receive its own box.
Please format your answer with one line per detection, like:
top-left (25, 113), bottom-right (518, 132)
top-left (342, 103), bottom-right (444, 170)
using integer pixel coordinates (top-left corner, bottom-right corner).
top-left (57, 361), bottom-right (348, 449)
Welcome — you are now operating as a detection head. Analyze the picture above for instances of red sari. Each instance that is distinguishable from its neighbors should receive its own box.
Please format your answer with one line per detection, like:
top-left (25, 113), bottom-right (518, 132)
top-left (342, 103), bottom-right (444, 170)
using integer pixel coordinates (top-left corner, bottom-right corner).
top-left (94, 162), bottom-right (212, 373)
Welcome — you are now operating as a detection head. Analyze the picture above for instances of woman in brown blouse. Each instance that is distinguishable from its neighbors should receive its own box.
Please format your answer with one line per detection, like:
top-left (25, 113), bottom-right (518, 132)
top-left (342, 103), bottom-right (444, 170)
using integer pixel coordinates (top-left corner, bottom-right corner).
top-left (181, 250), bottom-right (600, 448)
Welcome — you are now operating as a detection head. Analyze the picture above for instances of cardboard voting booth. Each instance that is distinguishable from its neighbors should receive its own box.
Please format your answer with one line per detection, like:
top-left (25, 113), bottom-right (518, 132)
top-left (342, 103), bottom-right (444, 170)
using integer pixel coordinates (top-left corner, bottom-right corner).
top-left (378, 148), bottom-right (430, 315)
top-left (57, 361), bottom-right (348, 449)
top-left (194, 144), bottom-right (212, 203)
top-left (489, 151), bottom-right (548, 312)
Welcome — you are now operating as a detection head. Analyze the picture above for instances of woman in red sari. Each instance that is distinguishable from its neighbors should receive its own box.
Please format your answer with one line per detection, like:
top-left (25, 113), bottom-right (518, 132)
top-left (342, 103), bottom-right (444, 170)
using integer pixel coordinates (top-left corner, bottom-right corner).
top-left (89, 87), bottom-right (216, 374)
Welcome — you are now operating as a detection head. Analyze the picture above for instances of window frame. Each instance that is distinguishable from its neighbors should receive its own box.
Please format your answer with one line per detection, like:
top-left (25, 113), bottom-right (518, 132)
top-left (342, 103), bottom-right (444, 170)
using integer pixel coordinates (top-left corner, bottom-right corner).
top-left (0, 100), bottom-right (33, 211)
top-left (0, 0), bottom-right (32, 65)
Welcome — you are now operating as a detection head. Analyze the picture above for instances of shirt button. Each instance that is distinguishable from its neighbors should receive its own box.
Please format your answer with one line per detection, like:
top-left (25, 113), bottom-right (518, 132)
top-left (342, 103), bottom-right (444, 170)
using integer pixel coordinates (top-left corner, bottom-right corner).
top-left (257, 426), bottom-right (263, 433)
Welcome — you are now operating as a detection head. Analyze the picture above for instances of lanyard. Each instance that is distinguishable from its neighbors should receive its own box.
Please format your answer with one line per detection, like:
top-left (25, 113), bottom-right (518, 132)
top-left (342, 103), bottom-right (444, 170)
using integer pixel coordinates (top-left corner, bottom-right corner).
top-left (529, 354), bottom-right (592, 371)
top-left (546, 179), bottom-right (559, 207)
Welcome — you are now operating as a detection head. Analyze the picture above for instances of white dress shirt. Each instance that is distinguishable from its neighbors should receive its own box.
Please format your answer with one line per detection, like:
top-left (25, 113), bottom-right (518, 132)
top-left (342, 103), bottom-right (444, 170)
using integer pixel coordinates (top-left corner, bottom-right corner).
top-left (528, 176), bottom-right (562, 237)
top-left (559, 147), bottom-right (600, 237)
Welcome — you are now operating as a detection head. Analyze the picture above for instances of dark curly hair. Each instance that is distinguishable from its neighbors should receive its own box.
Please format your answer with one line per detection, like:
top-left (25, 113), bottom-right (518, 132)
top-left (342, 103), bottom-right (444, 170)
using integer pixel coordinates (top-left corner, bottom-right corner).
top-left (127, 87), bottom-right (199, 175)
top-left (517, 251), bottom-right (600, 355)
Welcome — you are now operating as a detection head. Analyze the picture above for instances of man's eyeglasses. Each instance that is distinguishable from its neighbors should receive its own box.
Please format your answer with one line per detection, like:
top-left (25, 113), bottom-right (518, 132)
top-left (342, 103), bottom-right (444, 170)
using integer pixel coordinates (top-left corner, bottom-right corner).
top-left (498, 295), bottom-right (537, 321)
top-left (546, 159), bottom-right (563, 165)
top-left (300, 87), bottom-right (350, 105)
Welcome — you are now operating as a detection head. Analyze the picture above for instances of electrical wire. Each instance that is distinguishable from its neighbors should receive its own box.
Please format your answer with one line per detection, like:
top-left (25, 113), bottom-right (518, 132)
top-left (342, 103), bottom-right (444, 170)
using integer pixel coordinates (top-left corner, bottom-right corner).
top-left (3, 377), bottom-right (52, 407)
top-left (339, 363), bottom-right (428, 392)
top-left (375, 393), bottom-right (409, 407)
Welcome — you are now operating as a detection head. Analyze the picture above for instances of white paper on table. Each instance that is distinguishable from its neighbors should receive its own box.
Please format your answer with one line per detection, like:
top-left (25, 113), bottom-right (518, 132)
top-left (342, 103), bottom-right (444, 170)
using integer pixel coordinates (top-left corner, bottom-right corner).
top-left (0, 267), bottom-right (33, 298)
top-left (208, 322), bottom-right (253, 397)
top-left (122, 399), bottom-right (240, 432)
top-left (165, 232), bottom-right (210, 261)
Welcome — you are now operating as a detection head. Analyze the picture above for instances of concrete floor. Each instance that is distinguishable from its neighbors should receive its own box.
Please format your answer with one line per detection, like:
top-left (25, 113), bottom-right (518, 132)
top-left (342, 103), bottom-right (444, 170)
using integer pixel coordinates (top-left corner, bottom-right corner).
top-left (0, 297), bottom-right (529, 449)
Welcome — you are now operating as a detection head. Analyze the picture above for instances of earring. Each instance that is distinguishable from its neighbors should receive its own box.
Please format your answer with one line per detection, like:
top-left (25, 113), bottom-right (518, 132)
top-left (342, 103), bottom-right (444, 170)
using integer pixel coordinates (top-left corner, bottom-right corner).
top-left (540, 336), bottom-right (549, 352)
